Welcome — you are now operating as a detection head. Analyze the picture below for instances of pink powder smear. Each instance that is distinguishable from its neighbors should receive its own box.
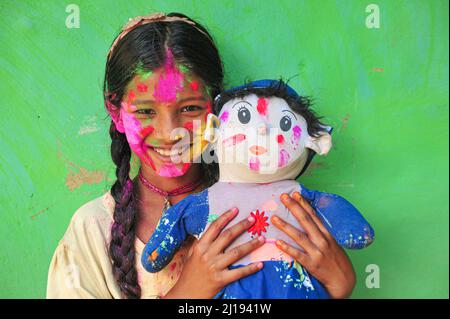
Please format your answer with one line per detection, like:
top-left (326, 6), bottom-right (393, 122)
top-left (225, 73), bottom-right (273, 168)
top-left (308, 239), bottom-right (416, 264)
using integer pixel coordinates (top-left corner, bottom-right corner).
top-left (219, 111), bottom-right (229, 123)
top-left (278, 149), bottom-right (290, 167)
top-left (183, 121), bottom-right (194, 131)
top-left (277, 134), bottom-right (285, 144)
top-left (189, 81), bottom-right (199, 92)
top-left (137, 83), bottom-right (148, 93)
top-left (222, 134), bottom-right (246, 147)
top-left (159, 163), bottom-right (190, 177)
top-left (249, 157), bottom-right (260, 171)
top-left (291, 125), bottom-right (302, 147)
top-left (153, 50), bottom-right (184, 103)
top-left (256, 98), bottom-right (268, 116)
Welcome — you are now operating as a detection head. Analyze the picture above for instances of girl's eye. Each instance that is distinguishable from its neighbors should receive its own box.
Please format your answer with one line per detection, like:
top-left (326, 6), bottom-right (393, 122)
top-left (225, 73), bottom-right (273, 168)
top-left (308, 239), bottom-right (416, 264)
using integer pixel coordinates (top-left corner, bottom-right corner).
top-left (136, 109), bottom-right (155, 115)
top-left (237, 106), bottom-right (251, 124)
top-left (280, 115), bottom-right (292, 132)
top-left (181, 105), bottom-right (203, 113)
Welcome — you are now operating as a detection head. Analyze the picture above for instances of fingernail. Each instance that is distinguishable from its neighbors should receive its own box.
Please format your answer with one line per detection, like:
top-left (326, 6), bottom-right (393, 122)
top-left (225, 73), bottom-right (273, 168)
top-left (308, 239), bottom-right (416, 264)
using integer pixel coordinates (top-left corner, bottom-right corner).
top-left (248, 216), bottom-right (255, 223)
top-left (257, 262), bottom-right (263, 269)
top-left (272, 215), bottom-right (280, 222)
top-left (232, 207), bottom-right (239, 214)
top-left (281, 194), bottom-right (289, 201)
top-left (258, 236), bottom-right (265, 243)
top-left (276, 240), bottom-right (284, 246)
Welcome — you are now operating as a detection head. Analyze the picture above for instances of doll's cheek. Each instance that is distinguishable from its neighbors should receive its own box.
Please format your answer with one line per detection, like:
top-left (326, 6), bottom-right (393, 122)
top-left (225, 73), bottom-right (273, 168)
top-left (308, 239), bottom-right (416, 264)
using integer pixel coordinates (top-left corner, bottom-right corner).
top-left (290, 125), bottom-right (303, 148)
top-left (278, 149), bottom-right (291, 167)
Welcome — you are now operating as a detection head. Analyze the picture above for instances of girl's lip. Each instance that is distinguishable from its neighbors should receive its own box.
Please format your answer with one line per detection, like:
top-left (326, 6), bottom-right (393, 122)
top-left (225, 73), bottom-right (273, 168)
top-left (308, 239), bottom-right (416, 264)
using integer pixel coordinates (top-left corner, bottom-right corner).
top-left (147, 145), bottom-right (191, 163)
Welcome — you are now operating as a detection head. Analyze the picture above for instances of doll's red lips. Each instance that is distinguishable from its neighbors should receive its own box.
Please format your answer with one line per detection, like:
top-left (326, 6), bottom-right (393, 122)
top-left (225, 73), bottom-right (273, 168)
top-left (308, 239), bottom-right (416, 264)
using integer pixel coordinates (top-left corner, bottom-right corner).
top-left (249, 145), bottom-right (267, 155)
top-left (222, 134), bottom-right (246, 147)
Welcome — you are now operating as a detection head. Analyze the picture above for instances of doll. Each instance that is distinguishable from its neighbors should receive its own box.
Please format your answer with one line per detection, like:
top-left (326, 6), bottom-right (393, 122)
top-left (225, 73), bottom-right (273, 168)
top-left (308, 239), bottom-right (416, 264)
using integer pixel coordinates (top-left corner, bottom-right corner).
top-left (141, 79), bottom-right (374, 299)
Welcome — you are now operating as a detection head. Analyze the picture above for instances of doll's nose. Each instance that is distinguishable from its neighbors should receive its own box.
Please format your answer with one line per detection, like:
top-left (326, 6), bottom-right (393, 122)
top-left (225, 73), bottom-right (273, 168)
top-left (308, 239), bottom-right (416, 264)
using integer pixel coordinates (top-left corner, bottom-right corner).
top-left (257, 123), bottom-right (268, 135)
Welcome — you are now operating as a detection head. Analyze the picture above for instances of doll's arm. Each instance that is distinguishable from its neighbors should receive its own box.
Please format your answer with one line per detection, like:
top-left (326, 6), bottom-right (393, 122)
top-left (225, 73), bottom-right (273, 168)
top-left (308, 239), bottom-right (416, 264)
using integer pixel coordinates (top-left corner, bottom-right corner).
top-left (299, 185), bottom-right (375, 249)
top-left (141, 190), bottom-right (210, 272)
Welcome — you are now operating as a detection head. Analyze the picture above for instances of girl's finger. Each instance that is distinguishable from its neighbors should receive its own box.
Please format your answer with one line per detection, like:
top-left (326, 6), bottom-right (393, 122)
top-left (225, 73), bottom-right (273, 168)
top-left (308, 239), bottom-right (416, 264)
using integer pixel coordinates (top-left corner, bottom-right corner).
top-left (275, 239), bottom-right (311, 268)
top-left (220, 262), bottom-right (264, 285)
top-left (209, 215), bottom-right (257, 255)
top-left (270, 215), bottom-right (317, 254)
top-left (215, 235), bottom-right (265, 269)
top-left (280, 194), bottom-right (329, 250)
top-left (200, 208), bottom-right (239, 244)
top-left (292, 192), bottom-right (332, 238)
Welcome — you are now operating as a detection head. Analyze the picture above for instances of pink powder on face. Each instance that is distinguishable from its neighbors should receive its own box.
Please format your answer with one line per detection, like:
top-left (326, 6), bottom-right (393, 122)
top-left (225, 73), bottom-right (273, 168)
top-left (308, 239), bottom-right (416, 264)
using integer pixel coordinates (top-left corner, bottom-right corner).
top-left (158, 163), bottom-right (191, 177)
top-left (120, 102), bottom-right (156, 171)
top-left (183, 121), bottom-right (194, 132)
top-left (127, 90), bottom-right (136, 105)
top-left (140, 125), bottom-right (155, 137)
top-left (205, 101), bottom-right (212, 114)
top-left (189, 81), bottom-right (199, 92)
top-left (153, 50), bottom-right (184, 103)
top-left (249, 157), bottom-right (260, 171)
top-left (219, 111), bottom-right (229, 123)
top-left (137, 83), bottom-right (148, 93)
top-left (291, 125), bottom-right (302, 146)
top-left (257, 98), bottom-right (268, 116)
top-left (278, 149), bottom-right (290, 167)
top-left (277, 134), bottom-right (285, 144)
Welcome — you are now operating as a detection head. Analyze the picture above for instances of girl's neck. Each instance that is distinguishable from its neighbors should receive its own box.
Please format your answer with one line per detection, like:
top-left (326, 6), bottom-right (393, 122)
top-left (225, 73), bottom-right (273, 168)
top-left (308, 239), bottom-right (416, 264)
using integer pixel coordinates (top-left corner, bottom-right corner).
top-left (136, 163), bottom-right (203, 202)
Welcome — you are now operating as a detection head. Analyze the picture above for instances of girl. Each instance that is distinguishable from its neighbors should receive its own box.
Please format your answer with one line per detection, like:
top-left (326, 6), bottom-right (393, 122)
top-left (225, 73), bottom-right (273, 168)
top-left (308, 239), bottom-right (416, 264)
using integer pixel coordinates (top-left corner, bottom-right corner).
top-left (46, 12), bottom-right (356, 299)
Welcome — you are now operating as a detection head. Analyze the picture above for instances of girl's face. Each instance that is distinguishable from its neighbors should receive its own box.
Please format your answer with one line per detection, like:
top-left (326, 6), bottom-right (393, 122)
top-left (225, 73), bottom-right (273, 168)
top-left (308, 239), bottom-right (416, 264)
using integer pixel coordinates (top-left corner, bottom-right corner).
top-left (111, 51), bottom-right (212, 178)
top-left (217, 94), bottom-right (309, 174)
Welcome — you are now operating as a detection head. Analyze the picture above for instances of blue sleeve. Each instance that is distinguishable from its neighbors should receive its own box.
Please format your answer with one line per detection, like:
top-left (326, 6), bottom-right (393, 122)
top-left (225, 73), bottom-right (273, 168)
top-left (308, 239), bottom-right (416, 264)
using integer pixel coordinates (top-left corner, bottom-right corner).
top-left (141, 189), bottom-right (210, 272)
top-left (300, 185), bottom-right (375, 249)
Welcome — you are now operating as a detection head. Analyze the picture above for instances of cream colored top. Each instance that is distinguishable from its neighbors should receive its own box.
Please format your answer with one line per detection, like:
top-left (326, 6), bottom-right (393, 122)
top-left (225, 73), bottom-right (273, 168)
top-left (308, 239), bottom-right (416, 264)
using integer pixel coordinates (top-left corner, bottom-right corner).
top-left (46, 191), bottom-right (192, 299)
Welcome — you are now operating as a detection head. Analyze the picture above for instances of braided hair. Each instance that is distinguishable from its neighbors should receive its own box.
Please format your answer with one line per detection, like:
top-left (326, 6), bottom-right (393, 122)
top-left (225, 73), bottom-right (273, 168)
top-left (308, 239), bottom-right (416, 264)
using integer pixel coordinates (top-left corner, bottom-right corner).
top-left (103, 12), bottom-right (223, 298)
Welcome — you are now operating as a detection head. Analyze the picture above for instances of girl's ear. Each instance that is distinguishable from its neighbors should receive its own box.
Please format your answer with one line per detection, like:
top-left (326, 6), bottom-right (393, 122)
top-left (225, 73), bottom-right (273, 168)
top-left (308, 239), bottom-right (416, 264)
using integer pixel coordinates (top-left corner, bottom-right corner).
top-left (305, 132), bottom-right (332, 155)
top-left (106, 101), bottom-right (125, 133)
top-left (204, 113), bottom-right (220, 143)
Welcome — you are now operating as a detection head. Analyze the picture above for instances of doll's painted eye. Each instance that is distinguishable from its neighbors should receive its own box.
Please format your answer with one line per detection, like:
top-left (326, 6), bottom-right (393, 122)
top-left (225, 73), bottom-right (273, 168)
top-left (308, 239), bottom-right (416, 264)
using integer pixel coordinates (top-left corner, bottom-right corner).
top-left (280, 115), bottom-right (292, 132)
top-left (237, 106), bottom-right (251, 124)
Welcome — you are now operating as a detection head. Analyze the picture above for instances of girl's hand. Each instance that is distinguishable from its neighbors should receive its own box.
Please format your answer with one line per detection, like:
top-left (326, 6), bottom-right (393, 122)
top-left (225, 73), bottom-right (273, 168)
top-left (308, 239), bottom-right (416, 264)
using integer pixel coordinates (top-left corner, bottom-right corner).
top-left (271, 192), bottom-right (356, 299)
top-left (164, 208), bottom-right (265, 299)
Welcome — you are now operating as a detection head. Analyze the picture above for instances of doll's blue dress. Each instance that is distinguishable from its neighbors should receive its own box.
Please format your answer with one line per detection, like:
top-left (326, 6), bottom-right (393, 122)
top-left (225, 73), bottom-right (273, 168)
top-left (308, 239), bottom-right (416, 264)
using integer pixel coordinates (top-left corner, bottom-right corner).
top-left (141, 181), bottom-right (374, 299)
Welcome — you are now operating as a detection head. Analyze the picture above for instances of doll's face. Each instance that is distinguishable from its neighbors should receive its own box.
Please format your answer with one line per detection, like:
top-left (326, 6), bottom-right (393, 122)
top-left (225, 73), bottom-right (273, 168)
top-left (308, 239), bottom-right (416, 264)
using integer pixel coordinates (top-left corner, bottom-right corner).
top-left (217, 94), bottom-right (309, 174)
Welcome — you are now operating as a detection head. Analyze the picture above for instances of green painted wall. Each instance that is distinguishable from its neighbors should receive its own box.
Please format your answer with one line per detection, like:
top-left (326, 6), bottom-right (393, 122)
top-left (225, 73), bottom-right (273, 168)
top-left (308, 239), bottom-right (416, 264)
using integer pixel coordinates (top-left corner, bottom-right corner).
top-left (0, 0), bottom-right (448, 298)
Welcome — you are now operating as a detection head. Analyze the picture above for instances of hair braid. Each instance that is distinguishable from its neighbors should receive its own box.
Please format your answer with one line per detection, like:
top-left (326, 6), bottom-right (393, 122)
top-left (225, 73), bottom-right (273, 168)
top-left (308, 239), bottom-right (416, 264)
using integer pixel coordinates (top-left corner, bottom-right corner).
top-left (108, 123), bottom-right (141, 299)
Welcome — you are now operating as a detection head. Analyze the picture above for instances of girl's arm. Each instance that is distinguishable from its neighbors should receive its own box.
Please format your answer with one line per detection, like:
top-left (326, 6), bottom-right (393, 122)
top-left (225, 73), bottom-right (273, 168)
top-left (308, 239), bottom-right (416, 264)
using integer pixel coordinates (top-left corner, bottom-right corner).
top-left (272, 192), bottom-right (357, 299)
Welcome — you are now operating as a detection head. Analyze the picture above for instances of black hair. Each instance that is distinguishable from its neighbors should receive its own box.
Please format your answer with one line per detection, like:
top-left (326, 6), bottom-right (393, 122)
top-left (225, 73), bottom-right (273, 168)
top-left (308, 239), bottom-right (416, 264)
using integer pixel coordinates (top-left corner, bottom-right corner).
top-left (103, 12), bottom-right (223, 299)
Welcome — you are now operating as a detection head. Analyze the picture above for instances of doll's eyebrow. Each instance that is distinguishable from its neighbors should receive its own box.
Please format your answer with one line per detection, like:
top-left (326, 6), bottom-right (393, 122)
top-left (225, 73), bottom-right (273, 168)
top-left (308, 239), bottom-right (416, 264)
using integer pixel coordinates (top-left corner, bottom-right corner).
top-left (232, 101), bottom-right (254, 109)
top-left (282, 109), bottom-right (298, 120)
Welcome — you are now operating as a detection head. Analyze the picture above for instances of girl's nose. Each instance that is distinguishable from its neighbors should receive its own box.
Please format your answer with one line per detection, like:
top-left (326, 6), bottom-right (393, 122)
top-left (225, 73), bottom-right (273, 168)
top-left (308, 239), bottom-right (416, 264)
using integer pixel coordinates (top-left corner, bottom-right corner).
top-left (257, 123), bottom-right (268, 135)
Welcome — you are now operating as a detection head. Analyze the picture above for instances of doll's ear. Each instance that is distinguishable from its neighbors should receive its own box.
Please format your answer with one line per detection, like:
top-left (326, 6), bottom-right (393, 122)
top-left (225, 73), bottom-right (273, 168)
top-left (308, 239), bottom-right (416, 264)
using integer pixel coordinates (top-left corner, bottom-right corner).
top-left (305, 132), bottom-right (332, 155)
top-left (204, 113), bottom-right (220, 143)
top-left (106, 101), bottom-right (125, 133)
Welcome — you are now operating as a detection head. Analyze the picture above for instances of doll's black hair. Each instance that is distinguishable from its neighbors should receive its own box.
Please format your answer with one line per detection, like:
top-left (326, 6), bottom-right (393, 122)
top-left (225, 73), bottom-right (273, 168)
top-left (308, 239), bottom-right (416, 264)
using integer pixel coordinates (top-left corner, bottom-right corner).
top-left (214, 79), bottom-right (329, 176)
top-left (103, 12), bottom-right (223, 299)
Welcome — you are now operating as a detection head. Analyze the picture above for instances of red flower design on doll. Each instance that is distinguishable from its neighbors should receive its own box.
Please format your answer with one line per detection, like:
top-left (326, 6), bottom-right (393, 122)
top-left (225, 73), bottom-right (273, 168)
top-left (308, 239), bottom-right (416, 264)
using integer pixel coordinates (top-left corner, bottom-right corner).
top-left (247, 210), bottom-right (269, 236)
